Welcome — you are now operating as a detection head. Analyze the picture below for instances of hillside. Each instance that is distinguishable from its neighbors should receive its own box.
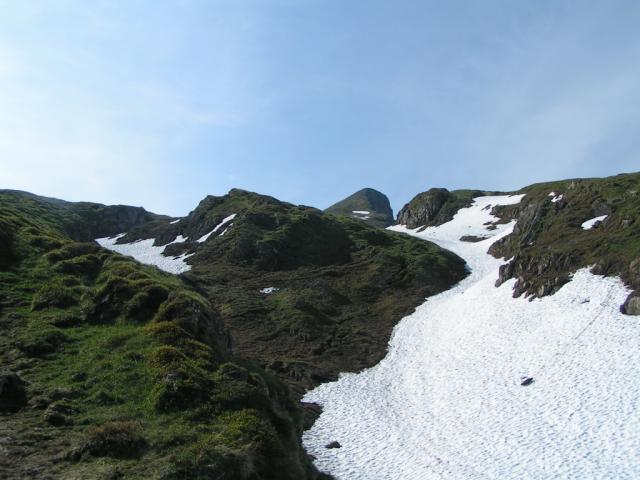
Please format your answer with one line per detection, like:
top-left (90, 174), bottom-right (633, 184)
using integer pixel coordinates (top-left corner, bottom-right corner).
top-left (0, 190), bottom-right (165, 242)
top-left (489, 172), bottom-right (640, 314)
top-left (0, 189), bottom-right (467, 479)
top-left (97, 188), bottom-right (468, 395)
top-left (324, 188), bottom-right (394, 228)
top-left (0, 193), bottom-right (323, 479)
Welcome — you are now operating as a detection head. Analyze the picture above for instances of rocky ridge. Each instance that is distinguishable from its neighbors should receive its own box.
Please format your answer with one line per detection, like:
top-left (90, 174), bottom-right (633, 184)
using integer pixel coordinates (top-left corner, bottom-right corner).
top-left (487, 172), bottom-right (640, 313)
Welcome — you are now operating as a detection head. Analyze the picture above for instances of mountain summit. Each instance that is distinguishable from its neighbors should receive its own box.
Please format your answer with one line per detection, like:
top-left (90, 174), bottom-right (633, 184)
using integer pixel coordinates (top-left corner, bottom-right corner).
top-left (325, 187), bottom-right (394, 228)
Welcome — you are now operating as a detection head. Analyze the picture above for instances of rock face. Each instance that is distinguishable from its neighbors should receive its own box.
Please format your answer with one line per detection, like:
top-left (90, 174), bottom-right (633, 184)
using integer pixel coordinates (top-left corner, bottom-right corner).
top-left (489, 172), bottom-right (640, 313)
top-left (0, 373), bottom-right (27, 411)
top-left (396, 188), bottom-right (487, 229)
top-left (325, 188), bottom-right (394, 228)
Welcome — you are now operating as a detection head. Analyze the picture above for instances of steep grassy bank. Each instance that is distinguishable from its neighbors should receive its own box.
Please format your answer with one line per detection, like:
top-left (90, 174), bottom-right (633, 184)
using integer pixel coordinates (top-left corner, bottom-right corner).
top-left (0, 200), bottom-right (323, 479)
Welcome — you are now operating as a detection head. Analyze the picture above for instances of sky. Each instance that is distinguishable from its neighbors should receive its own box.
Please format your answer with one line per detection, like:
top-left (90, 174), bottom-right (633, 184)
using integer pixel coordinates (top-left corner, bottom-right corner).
top-left (0, 1), bottom-right (639, 216)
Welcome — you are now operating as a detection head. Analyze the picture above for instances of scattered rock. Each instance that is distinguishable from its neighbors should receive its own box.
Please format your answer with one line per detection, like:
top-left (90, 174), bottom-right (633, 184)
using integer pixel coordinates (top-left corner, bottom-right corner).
top-left (48, 387), bottom-right (77, 401)
top-left (520, 377), bottom-right (534, 386)
top-left (164, 371), bottom-right (186, 383)
top-left (29, 395), bottom-right (51, 410)
top-left (325, 441), bottom-right (341, 449)
top-left (71, 372), bottom-right (87, 382)
top-left (44, 403), bottom-right (73, 426)
top-left (0, 372), bottom-right (27, 411)
top-left (459, 235), bottom-right (488, 243)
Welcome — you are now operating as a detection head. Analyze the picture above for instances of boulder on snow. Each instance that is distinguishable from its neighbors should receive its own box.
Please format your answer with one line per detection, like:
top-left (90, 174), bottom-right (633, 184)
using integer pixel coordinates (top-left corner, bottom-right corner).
top-left (459, 235), bottom-right (488, 243)
top-left (621, 293), bottom-right (640, 316)
top-left (325, 441), bottom-right (341, 449)
top-left (520, 377), bottom-right (534, 386)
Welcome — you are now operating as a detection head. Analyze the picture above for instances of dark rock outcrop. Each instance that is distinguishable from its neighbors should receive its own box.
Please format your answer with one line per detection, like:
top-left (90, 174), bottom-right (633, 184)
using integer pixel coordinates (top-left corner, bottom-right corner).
top-left (396, 188), bottom-right (487, 229)
top-left (0, 373), bottom-right (27, 411)
top-left (459, 235), bottom-right (488, 243)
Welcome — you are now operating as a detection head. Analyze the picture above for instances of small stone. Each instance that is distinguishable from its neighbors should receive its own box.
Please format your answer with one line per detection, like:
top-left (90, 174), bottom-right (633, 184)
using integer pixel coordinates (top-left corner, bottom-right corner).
top-left (325, 441), bottom-right (341, 449)
top-left (71, 372), bottom-right (87, 382)
top-left (44, 403), bottom-right (73, 426)
top-left (48, 387), bottom-right (77, 401)
top-left (622, 294), bottom-right (640, 316)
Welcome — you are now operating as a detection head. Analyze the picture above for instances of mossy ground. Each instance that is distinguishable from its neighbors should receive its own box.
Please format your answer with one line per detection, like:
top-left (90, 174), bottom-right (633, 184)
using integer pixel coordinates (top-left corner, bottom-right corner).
top-left (0, 207), bottom-right (317, 479)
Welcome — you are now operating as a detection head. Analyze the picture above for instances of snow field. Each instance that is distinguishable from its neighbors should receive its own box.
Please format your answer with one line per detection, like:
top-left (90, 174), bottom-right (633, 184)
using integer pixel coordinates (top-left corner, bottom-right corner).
top-left (303, 195), bottom-right (640, 480)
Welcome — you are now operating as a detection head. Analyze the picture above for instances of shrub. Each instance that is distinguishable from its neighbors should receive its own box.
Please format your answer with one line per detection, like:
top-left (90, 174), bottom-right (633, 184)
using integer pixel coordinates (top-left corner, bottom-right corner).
top-left (148, 346), bottom-right (212, 412)
top-left (45, 242), bottom-right (101, 263)
top-left (53, 254), bottom-right (102, 279)
top-left (124, 284), bottom-right (169, 322)
top-left (166, 410), bottom-right (281, 480)
top-left (84, 420), bottom-right (147, 459)
top-left (31, 282), bottom-right (78, 310)
top-left (16, 325), bottom-right (69, 356)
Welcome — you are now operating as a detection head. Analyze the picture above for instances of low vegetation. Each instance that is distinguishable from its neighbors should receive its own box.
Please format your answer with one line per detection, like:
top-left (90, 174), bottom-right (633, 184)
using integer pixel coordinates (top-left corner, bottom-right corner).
top-left (489, 172), bottom-right (640, 312)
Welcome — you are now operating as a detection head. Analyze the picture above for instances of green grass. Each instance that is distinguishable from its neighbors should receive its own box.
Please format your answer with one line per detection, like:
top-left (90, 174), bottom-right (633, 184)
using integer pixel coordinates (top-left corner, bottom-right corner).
top-left (0, 204), bottom-right (316, 479)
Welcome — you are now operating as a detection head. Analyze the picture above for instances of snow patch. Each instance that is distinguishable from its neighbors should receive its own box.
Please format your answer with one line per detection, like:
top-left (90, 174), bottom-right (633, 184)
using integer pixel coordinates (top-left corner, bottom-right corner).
top-left (197, 214), bottom-right (237, 243)
top-left (219, 224), bottom-right (232, 237)
top-left (582, 215), bottom-right (608, 230)
top-left (260, 287), bottom-right (279, 294)
top-left (169, 218), bottom-right (181, 224)
top-left (303, 193), bottom-right (640, 479)
top-left (96, 235), bottom-right (193, 274)
top-left (549, 191), bottom-right (563, 203)
top-left (352, 210), bottom-right (370, 215)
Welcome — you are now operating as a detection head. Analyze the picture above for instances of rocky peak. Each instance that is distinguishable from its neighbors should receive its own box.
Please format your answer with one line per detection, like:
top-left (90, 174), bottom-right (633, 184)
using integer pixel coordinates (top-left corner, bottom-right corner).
top-left (325, 187), bottom-right (394, 228)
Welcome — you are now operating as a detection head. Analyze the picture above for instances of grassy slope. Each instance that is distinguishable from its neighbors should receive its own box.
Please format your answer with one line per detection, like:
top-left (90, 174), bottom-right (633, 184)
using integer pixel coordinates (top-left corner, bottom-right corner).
top-left (1, 189), bottom-right (468, 479)
top-left (0, 190), bottom-right (165, 241)
top-left (489, 172), bottom-right (640, 309)
top-left (0, 201), bottom-right (321, 479)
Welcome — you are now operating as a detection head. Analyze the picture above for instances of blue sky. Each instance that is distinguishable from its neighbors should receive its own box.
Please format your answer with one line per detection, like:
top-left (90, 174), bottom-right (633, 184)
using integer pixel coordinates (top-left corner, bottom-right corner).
top-left (0, 1), bottom-right (639, 216)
